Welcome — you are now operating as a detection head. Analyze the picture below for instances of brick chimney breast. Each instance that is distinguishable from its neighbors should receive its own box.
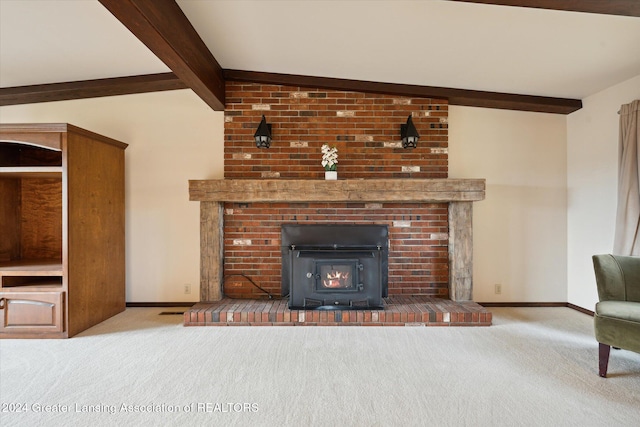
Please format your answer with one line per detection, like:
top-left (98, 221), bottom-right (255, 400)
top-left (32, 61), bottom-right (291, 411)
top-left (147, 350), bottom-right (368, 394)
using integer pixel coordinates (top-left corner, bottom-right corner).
top-left (222, 81), bottom-right (452, 299)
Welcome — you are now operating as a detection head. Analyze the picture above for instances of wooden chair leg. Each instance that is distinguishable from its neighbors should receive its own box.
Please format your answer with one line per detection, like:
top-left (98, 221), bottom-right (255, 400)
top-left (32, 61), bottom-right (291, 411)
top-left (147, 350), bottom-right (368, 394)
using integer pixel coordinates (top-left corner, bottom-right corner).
top-left (599, 343), bottom-right (610, 378)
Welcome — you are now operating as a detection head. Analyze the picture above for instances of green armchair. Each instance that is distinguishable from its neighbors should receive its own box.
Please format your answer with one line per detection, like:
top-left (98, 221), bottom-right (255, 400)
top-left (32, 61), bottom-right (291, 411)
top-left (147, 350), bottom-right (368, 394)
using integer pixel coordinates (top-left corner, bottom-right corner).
top-left (592, 254), bottom-right (640, 377)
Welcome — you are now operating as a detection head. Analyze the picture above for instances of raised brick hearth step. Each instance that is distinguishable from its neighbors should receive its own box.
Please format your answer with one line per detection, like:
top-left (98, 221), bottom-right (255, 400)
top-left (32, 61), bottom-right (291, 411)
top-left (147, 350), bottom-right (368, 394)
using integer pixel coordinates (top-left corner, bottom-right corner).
top-left (184, 296), bottom-right (491, 327)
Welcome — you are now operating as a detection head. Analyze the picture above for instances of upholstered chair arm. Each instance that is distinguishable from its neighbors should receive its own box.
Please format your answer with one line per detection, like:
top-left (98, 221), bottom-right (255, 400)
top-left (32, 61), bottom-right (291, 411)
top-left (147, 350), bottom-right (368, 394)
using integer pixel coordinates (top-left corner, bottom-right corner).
top-left (593, 254), bottom-right (640, 302)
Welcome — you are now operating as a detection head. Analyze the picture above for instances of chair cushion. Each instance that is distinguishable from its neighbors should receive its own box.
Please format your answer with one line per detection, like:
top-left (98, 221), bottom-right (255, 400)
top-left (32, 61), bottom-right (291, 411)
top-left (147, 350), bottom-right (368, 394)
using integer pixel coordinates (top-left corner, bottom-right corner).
top-left (596, 301), bottom-right (640, 323)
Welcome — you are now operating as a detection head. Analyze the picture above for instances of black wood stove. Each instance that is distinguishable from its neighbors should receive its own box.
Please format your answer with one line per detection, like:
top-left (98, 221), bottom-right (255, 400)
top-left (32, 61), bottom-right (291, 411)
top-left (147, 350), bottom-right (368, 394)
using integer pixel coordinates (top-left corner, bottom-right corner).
top-left (281, 224), bottom-right (388, 309)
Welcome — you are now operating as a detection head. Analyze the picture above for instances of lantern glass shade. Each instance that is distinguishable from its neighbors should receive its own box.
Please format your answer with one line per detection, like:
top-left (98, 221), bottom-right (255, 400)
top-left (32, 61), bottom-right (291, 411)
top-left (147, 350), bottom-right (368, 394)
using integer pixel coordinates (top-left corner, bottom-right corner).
top-left (254, 115), bottom-right (272, 148)
top-left (401, 115), bottom-right (419, 149)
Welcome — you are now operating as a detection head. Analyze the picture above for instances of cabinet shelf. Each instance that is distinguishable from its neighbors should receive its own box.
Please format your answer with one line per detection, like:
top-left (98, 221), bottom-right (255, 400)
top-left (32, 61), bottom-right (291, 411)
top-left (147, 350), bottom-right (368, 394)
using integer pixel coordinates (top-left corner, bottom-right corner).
top-left (0, 259), bottom-right (63, 276)
top-left (0, 167), bottom-right (63, 178)
top-left (1, 278), bottom-right (63, 289)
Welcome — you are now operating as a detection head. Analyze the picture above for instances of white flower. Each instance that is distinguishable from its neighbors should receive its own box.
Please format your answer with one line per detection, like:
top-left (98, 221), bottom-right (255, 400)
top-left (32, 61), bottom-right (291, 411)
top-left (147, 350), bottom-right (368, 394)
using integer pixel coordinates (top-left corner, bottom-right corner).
top-left (321, 144), bottom-right (338, 171)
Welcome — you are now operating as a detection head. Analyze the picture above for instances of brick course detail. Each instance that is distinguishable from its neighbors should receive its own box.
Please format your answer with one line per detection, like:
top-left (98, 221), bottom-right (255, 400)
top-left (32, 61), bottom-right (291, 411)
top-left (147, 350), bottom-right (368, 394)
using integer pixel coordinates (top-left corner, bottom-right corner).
top-left (224, 82), bottom-right (448, 180)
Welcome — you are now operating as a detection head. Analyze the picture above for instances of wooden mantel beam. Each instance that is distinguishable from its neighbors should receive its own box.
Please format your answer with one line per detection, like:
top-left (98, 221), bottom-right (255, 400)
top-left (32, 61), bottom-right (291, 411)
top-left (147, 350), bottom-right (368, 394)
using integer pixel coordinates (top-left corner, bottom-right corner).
top-left (189, 179), bottom-right (486, 203)
top-left (98, 0), bottom-right (225, 110)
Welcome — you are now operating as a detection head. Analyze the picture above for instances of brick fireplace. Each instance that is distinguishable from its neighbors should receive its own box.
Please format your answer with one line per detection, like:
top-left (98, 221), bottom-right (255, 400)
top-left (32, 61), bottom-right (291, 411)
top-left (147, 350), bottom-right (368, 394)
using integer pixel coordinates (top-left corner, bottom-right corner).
top-left (190, 177), bottom-right (483, 300)
top-left (185, 80), bottom-right (489, 326)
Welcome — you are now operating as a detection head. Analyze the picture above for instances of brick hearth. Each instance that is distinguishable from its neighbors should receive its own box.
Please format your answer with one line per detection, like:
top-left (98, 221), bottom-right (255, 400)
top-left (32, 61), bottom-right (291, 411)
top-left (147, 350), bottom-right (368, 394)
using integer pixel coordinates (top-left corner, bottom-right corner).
top-left (184, 296), bottom-right (491, 327)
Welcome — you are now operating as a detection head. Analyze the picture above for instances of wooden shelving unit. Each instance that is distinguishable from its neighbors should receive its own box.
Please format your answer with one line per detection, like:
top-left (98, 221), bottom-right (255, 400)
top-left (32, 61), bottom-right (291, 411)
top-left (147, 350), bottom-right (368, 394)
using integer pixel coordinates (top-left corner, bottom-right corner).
top-left (0, 123), bottom-right (127, 338)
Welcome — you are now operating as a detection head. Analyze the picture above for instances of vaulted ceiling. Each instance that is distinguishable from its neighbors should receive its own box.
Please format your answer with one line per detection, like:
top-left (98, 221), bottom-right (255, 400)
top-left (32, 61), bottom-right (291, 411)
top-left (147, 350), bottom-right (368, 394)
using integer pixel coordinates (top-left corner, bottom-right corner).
top-left (1, 0), bottom-right (639, 114)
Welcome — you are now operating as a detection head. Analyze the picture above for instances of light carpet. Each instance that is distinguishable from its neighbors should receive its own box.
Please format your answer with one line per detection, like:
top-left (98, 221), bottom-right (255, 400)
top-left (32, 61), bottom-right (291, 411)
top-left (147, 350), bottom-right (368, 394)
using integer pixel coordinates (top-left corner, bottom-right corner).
top-left (1, 307), bottom-right (639, 427)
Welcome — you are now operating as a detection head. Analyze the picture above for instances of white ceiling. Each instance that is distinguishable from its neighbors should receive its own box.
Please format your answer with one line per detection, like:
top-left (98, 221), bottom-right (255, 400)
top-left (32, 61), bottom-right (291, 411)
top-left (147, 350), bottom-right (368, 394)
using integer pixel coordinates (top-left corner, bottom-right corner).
top-left (1, 0), bottom-right (639, 100)
top-left (0, 0), bottom-right (170, 86)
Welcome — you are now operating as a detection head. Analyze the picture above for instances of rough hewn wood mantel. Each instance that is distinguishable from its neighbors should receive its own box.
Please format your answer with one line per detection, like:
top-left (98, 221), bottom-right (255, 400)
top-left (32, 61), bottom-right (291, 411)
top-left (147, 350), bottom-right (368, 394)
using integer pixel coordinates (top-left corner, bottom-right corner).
top-left (189, 178), bottom-right (485, 203)
top-left (189, 179), bottom-right (485, 302)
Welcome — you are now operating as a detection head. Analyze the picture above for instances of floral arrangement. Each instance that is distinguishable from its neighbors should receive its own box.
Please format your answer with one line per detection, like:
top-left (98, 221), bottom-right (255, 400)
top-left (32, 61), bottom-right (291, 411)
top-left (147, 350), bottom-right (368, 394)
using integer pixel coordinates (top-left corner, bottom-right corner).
top-left (321, 144), bottom-right (338, 171)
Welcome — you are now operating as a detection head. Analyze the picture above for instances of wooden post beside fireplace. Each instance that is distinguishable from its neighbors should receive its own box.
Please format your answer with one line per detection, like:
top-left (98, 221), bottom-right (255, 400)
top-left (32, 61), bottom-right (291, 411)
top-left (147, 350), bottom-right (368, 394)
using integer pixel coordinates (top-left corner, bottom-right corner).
top-left (189, 178), bottom-right (485, 303)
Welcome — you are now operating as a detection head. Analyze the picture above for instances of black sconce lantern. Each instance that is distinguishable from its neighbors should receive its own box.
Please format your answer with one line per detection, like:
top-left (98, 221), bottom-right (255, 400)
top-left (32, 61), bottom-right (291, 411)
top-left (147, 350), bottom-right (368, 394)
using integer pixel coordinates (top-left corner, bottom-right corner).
top-left (254, 115), bottom-right (272, 148)
top-left (401, 114), bottom-right (419, 149)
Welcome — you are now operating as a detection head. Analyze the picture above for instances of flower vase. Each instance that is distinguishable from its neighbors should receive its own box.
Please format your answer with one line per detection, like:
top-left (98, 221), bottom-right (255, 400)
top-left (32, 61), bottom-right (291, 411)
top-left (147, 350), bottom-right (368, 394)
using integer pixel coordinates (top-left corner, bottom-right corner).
top-left (325, 171), bottom-right (337, 180)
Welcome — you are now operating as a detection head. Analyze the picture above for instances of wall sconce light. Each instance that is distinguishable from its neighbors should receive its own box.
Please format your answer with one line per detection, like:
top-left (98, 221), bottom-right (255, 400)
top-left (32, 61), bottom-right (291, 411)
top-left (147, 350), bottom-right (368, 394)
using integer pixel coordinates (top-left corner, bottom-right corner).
top-left (401, 114), bottom-right (419, 149)
top-left (254, 115), bottom-right (272, 148)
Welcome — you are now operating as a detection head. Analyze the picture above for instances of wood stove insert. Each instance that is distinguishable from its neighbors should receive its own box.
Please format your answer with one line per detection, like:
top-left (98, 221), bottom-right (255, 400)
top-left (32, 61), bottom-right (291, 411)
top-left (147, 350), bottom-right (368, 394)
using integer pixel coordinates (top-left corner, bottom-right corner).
top-left (282, 224), bottom-right (388, 309)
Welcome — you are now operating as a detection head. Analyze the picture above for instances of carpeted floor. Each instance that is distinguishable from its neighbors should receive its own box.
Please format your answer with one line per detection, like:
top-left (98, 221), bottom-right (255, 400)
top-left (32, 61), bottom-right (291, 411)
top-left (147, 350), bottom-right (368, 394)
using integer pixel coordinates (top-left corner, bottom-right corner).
top-left (1, 307), bottom-right (639, 426)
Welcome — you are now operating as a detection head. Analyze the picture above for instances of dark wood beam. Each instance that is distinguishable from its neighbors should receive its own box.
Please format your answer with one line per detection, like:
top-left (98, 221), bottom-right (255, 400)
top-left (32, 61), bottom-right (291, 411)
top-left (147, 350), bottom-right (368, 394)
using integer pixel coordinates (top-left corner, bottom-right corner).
top-left (450, 0), bottom-right (640, 17)
top-left (0, 73), bottom-right (187, 106)
top-left (1, 68), bottom-right (583, 114)
top-left (98, 0), bottom-right (225, 110)
top-left (224, 69), bottom-right (582, 115)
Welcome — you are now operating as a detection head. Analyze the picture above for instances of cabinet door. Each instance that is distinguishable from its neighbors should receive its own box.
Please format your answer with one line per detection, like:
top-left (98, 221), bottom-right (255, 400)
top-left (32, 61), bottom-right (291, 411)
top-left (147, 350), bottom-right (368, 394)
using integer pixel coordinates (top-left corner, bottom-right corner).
top-left (0, 291), bottom-right (64, 335)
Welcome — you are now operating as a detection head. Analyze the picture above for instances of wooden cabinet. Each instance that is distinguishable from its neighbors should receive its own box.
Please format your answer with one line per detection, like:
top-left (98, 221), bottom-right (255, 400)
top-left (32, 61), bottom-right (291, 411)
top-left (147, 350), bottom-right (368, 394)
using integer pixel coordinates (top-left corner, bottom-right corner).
top-left (0, 124), bottom-right (127, 338)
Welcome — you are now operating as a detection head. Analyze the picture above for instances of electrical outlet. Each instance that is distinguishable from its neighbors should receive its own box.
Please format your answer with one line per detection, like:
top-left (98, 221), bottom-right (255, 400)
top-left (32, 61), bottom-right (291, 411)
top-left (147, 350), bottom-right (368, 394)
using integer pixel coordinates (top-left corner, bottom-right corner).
top-left (184, 284), bottom-right (191, 294)
top-left (494, 284), bottom-right (502, 295)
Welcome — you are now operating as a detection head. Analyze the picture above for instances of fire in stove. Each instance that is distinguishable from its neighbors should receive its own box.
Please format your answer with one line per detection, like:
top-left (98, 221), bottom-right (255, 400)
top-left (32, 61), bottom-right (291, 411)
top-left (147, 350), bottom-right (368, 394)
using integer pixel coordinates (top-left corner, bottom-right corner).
top-left (321, 266), bottom-right (352, 289)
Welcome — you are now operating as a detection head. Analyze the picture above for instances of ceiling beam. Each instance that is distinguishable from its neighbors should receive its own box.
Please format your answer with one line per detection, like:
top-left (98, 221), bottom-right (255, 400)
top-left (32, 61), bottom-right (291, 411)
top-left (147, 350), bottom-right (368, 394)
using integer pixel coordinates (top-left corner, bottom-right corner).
top-left (0, 73), bottom-right (187, 106)
top-left (450, 0), bottom-right (640, 17)
top-left (1, 70), bottom-right (583, 114)
top-left (98, 0), bottom-right (225, 110)
top-left (224, 69), bottom-right (582, 115)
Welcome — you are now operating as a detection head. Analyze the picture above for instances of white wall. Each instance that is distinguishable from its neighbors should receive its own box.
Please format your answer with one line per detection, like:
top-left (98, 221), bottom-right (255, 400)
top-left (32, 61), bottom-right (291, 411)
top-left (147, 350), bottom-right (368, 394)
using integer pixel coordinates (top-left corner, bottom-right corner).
top-left (449, 106), bottom-right (568, 302)
top-left (7, 84), bottom-right (631, 306)
top-left (0, 90), bottom-right (224, 302)
top-left (567, 75), bottom-right (640, 311)
top-left (10, 90), bottom-right (570, 305)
